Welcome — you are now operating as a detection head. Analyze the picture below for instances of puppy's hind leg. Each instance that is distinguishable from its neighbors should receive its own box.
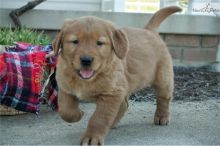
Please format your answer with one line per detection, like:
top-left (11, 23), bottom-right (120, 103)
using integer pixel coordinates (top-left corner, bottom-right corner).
top-left (58, 89), bottom-right (84, 123)
top-left (153, 58), bottom-right (174, 125)
top-left (111, 98), bottom-right (128, 128)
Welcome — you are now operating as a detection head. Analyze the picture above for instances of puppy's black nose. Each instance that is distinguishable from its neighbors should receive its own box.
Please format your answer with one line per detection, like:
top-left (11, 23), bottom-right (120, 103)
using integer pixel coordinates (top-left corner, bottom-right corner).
top-left (80, 56), bottom-right (94, 67)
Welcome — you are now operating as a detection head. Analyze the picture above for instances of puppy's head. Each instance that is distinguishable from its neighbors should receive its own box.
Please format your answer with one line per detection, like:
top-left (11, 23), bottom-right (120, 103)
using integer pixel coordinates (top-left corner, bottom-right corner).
top-left (53, 16), bottom-right (128, 80)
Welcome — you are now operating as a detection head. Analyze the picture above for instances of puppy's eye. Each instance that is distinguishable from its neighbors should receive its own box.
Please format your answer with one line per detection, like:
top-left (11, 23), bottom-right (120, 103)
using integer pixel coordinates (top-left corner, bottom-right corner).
top-left (72, 39), bottom-right (79, 45)
top-left (96, 40), bottom-right (104, 46)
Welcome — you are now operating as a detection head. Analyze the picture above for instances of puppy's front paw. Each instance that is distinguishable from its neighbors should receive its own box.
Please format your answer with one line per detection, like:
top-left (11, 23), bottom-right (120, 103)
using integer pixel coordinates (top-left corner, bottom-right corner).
top-left (59, 109), bottom-right (84, 123)
top-left (80, 134), bottom-right (104, 146)
top-left (154, 110), bottom-right (170, 125)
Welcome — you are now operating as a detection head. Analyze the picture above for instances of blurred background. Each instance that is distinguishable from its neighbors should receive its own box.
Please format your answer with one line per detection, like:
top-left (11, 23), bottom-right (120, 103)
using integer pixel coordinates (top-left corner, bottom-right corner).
top-left (0, 0), bottom-right (220, 16)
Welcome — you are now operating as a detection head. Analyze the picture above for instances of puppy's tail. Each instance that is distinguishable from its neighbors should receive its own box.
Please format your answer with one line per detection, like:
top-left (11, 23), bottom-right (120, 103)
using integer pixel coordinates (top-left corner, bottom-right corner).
top-left (145, 6), bottom-right (182, 31)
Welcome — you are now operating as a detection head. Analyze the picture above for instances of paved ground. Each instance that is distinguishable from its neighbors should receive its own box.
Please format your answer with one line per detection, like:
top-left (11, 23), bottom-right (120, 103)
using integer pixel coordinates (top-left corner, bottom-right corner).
top-left (1, 99), bottom-right (220, 145)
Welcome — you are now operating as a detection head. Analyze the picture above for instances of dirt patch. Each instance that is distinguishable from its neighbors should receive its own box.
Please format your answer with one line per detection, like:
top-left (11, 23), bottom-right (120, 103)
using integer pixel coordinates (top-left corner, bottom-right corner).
top-left (130, 66), bottom-right (220, 102)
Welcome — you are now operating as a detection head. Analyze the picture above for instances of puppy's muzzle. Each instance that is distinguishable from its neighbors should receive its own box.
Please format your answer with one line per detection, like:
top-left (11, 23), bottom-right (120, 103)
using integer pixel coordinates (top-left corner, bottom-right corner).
top-left (80, 56), bottom-right (94, 67)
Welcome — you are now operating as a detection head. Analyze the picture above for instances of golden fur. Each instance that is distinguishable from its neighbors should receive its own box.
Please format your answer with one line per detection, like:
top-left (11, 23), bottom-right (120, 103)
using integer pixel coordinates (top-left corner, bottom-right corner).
top-left (53, 6), bottom-right (182, 145)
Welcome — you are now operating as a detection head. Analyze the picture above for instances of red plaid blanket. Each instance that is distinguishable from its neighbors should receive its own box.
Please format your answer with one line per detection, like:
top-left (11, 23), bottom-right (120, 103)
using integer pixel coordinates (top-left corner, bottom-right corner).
top-left (0, 42), bottom-right (58, 114)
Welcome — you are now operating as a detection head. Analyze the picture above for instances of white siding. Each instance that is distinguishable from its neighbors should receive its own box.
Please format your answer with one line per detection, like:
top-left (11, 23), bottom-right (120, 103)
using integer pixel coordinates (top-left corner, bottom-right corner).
top-left (0, 0), bottom-right (115, 11)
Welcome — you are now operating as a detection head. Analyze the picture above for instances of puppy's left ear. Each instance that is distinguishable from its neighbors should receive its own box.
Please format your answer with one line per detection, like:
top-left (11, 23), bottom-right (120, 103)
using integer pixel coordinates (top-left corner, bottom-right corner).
top-left (111, 29), bottom-right (129, 59)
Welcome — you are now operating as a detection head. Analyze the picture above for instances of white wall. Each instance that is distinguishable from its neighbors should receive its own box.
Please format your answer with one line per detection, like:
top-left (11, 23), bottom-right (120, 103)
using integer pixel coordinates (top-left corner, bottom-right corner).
top-left (0, 0), bottom-right (115, 11)
top-left (0, 0), bottom-right (219, 14)
top-left (1, 8), bottom-right (219, 35)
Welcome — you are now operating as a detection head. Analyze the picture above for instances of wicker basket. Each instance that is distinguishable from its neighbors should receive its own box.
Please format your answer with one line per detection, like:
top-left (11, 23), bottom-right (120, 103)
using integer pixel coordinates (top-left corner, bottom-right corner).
top-left (0, 105), bottom-right (26, 116)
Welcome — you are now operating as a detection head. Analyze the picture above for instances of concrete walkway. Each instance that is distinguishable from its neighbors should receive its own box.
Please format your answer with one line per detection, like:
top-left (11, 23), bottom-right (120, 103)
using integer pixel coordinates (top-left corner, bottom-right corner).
top-left (1, 100), bottom-right (220, 145)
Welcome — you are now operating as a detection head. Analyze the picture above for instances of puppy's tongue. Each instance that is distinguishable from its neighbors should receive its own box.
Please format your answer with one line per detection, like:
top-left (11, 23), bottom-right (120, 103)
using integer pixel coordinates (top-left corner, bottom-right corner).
top-left (79, 69), bottom-right (94, 79)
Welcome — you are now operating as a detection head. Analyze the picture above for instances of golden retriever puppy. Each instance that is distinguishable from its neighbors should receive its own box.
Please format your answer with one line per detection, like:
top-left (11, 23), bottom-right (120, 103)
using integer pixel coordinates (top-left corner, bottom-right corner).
top-left (53, 6), bottom-right (181, 145)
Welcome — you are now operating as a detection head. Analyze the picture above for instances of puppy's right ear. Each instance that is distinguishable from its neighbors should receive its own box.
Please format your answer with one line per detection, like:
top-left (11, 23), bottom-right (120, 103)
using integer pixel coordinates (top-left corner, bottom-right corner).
top-left (52, 31), bottom-right (63, 56)
top-left (52, 19), bottom-right (76, 56)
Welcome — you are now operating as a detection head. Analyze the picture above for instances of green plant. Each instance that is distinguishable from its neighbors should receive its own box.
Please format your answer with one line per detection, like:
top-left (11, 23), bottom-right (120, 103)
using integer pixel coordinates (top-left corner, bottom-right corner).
top-left (0, 27), bottom-right (51, 45)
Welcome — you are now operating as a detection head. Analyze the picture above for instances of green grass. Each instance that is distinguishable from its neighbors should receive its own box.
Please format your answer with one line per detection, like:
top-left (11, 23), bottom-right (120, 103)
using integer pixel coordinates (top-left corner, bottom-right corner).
top-left (0, 27), bottom-right (51, 46)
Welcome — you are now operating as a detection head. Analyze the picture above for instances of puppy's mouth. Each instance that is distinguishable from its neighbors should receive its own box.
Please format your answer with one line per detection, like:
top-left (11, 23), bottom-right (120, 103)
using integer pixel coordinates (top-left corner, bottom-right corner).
top-left (78, 68), bottom-right (95, 80)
